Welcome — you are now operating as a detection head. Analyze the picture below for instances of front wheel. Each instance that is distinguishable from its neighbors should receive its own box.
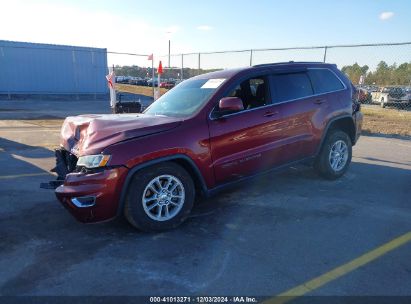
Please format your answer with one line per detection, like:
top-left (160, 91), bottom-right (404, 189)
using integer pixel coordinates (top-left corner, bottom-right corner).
top-left (314, 130), bottom-right (352, 180)
top-left (124, 162), bottom-right (195, 231)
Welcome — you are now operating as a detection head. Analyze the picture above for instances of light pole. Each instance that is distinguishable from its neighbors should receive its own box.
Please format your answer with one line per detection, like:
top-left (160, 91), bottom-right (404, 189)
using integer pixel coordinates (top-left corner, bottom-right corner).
top-left (166, 31), bottom-right (172, 68)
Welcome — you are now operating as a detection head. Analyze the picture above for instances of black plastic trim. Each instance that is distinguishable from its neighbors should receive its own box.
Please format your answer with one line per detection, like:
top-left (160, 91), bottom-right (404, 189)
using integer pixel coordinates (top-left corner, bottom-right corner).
top-left (207, 156), bottom-right (315, 197)
top-left (316, 114), bottom-right (356, 156)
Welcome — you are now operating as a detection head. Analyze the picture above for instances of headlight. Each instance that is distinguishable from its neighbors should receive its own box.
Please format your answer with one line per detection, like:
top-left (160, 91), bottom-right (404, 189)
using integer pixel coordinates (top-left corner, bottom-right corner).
top-left (77, 154), bottom-right (111, 169)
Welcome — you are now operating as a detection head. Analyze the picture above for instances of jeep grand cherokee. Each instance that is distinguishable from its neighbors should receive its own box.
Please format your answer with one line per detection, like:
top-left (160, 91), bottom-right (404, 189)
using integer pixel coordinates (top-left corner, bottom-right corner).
top-left (53, 62), bottom-right (363, 231)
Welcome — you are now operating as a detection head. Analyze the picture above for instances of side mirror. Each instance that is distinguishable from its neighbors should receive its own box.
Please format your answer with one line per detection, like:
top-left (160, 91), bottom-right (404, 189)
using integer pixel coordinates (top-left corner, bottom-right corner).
top-left (219, 97), bottom-right (244, 113)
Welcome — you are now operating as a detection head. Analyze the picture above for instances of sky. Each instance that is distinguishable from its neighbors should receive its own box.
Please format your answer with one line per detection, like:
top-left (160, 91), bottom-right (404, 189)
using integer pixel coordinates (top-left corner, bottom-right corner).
top-left (1, 0), bottom-right (410, 68)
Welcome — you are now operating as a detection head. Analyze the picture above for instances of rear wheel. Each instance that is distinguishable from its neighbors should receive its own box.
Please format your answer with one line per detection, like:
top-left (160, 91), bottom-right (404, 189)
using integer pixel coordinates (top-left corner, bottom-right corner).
top-left (124, 162), bottom-right (195, 231)
top-left (314, 130), bottom-right (352, 180)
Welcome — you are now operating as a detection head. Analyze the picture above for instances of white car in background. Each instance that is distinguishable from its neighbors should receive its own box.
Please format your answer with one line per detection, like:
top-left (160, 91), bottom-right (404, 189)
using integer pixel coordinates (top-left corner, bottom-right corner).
top-left (405, 87), bottom-right (411, 102)
top-left (371, 87), bottom-right (409, 108)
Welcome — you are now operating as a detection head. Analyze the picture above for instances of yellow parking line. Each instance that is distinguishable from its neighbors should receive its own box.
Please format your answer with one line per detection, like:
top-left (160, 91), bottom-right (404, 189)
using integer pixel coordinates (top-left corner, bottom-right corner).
top-left (0, 172), bottom-right (50, 180)
top-left (265, 231), bottom-right (411, 304)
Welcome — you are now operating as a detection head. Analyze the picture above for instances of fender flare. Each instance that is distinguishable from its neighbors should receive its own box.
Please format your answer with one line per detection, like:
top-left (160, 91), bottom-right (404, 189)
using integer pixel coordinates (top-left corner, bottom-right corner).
top-left (116, 154), bottom-right (208, 217)
top-left (315, 114), bottom-right (355, 156)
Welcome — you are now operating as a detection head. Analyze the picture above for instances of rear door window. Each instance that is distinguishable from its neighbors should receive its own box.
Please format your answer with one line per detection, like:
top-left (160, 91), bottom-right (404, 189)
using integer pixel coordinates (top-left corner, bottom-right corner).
top-left (270, 72), bottom-right (314, 103)
top-left (307, 69), bottom-right (345, 94)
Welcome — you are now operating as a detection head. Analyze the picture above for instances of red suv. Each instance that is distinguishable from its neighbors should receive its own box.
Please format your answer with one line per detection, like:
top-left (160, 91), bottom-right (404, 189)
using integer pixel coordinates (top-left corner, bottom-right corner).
top-left (54, 62), bottom-right (363, 231)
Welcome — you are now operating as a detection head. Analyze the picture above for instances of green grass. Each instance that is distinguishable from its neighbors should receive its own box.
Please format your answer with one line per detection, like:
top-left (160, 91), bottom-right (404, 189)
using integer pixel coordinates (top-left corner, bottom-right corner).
top-left (115, 83), bottom-right (168, 97)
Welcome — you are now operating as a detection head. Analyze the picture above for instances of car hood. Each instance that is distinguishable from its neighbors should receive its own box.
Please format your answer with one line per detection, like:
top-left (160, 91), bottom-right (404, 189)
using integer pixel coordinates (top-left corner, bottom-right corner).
top-left (60, 113), bottom-right (182, 156)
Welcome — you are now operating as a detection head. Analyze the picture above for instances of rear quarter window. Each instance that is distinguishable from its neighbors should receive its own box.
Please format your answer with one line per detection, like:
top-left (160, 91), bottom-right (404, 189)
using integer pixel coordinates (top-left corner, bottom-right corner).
top-left (308, 69), bottom-right (345, 94)
top-left (271, 72), bottom-right (313, 103)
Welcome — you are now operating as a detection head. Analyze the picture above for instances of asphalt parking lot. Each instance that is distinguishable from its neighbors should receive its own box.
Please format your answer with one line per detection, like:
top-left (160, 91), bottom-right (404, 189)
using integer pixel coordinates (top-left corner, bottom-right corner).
top-left (0, 99), bottom-right (411, 300)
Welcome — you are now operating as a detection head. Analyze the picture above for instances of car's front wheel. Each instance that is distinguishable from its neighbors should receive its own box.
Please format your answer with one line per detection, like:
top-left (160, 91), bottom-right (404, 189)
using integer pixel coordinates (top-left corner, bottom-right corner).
top-left (124, 162), bottom-right (195, 231)
top-left (314, 130), bottom-right (352, 180)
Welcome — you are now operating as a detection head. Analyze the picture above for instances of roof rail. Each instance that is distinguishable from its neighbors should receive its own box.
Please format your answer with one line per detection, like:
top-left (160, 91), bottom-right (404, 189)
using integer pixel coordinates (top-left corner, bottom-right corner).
top-left (252, 61), bottom-right (325, 67)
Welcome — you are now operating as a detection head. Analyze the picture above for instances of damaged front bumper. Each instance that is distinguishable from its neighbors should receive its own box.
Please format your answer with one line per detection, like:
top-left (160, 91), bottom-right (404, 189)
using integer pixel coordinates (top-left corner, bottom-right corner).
top-left (55, 167), bottom-right (128, 222)
top-left (40, 148), bottom-right (78, 189)
top-left (44, 148), bottom-right (128, 223)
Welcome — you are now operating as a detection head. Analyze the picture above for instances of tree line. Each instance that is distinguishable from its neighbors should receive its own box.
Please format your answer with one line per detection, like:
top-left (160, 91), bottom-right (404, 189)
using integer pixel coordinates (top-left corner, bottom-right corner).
top-left (114, 61), bottom-right (411, 86)
top-left (113, 65), bottom-right (220, 80)
top-left (341, 61), bottom-right (411, 86)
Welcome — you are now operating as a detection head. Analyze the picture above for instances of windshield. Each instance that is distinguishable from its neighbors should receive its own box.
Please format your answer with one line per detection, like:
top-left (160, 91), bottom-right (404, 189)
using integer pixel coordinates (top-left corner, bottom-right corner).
top-left (144, 78), bottom-right (225, 117)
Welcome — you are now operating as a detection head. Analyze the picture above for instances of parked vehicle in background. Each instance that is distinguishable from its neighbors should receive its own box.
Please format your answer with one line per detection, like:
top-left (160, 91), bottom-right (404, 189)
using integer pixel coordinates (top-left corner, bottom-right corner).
top-left (159, 82), bottom-right (168, 88)
top-left (116, 76), bottom-right (128, 84)
top-left (127, 77), bottom-right (149, 86)
top-left (174, 79), bottom-right (184, 86)
top-left (159, 81), bottom-right (176, 89)
top-left (357, 87), bottom-right (372, 104)
top-left (137, 79), bottom-right (148, 86)
top-left (405, 87), bottom-right (411, 102)
top-left (364, 85), bottom-right (379, 93)
top-left (147, 78), bottom-right (159, 87)
top-left (128, 77), bottom-right (141, 85)
top-left (52, 62), bottom-right (362, 231)
top-left (371, 87), bottom-right (409, 108)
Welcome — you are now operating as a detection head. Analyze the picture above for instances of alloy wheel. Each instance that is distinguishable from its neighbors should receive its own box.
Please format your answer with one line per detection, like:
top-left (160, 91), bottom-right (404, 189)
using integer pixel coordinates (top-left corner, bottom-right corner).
top-left (141, 175), bottom-right (185, 221)
top-left (328, 140), bottom-right (348, 172)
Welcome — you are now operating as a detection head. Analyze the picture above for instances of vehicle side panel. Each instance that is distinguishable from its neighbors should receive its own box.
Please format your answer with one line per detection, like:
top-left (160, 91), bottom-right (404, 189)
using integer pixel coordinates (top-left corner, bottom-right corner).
top-left (104, 118), bottom-right (216, 189)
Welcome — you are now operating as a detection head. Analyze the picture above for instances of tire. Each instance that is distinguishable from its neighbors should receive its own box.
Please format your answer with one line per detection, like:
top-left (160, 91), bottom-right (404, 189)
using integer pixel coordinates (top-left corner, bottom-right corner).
top-left (124, 162), bottom-right (195, 232)
top-left (380, 97), bottom-right (386, 108)
top-left (314, 130), bottom-right (352, 180)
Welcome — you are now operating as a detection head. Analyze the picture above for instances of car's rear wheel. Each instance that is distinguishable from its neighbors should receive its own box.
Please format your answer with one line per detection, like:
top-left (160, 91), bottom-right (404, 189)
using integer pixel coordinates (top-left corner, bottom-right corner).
top-left (314, 130), bottom-right (352, 180)
top-left (124, 162), bottom-right (195, 231)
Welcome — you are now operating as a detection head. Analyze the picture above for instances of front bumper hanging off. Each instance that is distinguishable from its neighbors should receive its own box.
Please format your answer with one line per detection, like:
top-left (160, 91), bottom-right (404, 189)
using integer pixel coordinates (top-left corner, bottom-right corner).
top-left (40, 148), bottom-right (77, 189)
top-left (41, 148), bottom-right (129, 223)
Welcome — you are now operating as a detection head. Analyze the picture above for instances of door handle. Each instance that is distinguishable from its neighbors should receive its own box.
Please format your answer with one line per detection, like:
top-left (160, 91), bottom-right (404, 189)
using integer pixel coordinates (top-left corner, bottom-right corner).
top-left (314, 98), bottom-right (326, 104)
top-left (263, 111), bottom-right (279, 117)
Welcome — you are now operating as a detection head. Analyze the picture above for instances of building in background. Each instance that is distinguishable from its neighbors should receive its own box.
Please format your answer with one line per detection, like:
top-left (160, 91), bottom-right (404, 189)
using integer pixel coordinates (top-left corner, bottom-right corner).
top-left (0, 40), bottom-right (108, 99)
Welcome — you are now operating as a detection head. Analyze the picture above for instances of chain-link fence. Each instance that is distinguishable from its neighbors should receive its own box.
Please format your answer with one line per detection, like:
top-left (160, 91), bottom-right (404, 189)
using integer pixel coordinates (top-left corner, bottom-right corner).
top-left (190, 43), bottom-right (411, 110)
top-left (111, 42), bottom-right (410, 136)
top-left (112, 42), bottom-right (411, 110)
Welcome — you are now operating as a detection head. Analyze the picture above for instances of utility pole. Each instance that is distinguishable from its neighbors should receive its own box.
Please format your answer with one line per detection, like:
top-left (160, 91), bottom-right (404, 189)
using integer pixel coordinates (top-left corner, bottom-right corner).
top-left (152, 56), bottom-right (154, 99)
top-left (198, 53), bottom-right (201, 75)
top-left (250, 49), bottom-right (253, 66)
top-left (168, 39), bottom-right (171, 68)
top-left (181, 54), bottom-right (184, 80)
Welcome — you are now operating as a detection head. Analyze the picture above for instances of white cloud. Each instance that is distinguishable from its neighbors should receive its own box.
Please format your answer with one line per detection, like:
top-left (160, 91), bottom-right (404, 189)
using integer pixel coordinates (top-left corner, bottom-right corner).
top-left (196, 25), bottom-right (213, 31)
top-left (379, 11), bottom-right (394, 21)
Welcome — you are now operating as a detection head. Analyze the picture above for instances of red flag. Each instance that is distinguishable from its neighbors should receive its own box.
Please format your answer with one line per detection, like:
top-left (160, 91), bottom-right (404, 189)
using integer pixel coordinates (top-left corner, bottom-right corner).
top-left (158, 61), bottom-right (163, 74)
top-left (147, 54), bottom-right (153, 60)
top-left (106, 71), bottom-right (114, 88)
